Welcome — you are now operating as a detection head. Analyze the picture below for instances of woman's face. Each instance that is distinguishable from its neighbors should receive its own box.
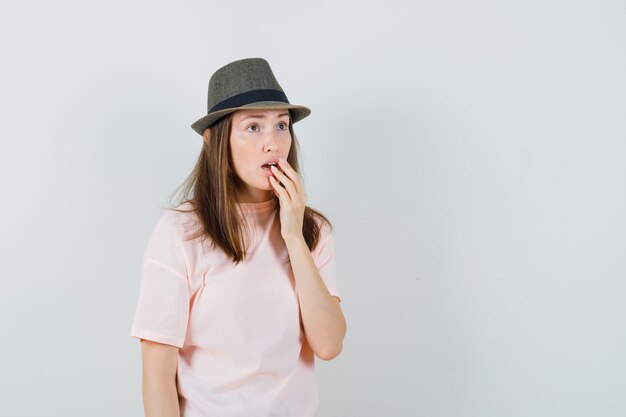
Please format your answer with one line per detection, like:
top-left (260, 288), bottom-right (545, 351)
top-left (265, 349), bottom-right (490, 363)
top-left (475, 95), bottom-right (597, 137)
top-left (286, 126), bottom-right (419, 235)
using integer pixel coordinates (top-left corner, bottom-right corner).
top-left (229, 108), bottom-right (292, 202)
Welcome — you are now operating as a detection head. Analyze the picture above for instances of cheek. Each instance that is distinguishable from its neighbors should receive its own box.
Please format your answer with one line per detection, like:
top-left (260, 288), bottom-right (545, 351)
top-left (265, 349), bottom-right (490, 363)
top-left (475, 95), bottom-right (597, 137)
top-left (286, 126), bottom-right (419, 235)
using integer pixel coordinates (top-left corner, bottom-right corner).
top-left (230, 136), bottom-right (258, 171)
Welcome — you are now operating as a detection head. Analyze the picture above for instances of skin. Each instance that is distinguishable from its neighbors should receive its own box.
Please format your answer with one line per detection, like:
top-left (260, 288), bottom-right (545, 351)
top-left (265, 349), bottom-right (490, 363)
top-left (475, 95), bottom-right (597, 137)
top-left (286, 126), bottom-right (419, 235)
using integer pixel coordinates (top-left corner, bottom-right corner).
top-left (140, 340), bottom-right (180, 417)
top-left (139, 109), bottom-right (346, 416)
top-left (230, 108), bottom-right (347, 359)
top-left (229, 108), bottom-right (292, 203)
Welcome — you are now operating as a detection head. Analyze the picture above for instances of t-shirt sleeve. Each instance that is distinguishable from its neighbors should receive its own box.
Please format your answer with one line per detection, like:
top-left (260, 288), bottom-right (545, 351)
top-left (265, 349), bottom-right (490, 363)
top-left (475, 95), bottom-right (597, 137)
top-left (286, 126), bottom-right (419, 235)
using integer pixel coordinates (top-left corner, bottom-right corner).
top-left (311, 221), bottom-right (342, 302)
top-left (129, 211), bottom-right (190, 348)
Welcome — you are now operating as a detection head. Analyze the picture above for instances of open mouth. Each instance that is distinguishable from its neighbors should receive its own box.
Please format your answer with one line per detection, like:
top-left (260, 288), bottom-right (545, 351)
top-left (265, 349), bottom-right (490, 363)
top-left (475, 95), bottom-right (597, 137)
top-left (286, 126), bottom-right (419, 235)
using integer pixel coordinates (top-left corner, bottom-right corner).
top-left (261, 162), bottom-right (278, 176)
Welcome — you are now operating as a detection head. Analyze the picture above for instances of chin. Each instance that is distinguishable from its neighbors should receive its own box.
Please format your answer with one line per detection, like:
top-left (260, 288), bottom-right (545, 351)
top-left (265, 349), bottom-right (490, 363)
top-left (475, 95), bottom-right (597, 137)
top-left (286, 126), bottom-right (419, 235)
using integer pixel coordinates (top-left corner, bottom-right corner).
top-left (249, 180), bottom-right (272, 191)
top-left (260, 178), bottom-right (275, 190)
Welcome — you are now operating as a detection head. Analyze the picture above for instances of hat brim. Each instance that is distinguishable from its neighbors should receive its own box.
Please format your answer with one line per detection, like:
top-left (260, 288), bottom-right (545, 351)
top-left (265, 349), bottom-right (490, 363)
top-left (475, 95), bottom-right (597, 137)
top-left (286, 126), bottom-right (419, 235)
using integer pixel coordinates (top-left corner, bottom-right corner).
top-left (190, 101), bottom-right (311, 136)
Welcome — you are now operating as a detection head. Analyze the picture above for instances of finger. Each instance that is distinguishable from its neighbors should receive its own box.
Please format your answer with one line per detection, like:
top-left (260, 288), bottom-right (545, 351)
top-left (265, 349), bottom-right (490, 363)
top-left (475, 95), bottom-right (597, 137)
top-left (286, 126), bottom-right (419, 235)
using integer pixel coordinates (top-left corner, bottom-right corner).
top-left (277, 159), bottom-right (304, 198)
top-left (269, 175), bottom-right (289, 200)
top-left (270, 165), bottom-right (298, 201)
top-left (277, 159), bottom-right (302, 184)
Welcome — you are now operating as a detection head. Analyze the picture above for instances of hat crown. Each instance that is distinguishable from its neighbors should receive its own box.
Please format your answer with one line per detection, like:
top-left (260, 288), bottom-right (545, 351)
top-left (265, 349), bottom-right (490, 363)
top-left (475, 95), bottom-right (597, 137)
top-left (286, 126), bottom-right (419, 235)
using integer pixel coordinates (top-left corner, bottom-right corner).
top-left (207, 58), bottom-right (285, 112)
top-left (190, 57), bottom-right (310, 136)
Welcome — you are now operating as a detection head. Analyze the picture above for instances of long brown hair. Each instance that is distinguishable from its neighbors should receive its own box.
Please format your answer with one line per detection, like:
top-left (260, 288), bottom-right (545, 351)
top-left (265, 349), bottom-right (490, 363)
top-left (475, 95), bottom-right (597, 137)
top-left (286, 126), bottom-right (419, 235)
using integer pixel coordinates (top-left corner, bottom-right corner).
top-left (166, 111), bottom-right (332, 265)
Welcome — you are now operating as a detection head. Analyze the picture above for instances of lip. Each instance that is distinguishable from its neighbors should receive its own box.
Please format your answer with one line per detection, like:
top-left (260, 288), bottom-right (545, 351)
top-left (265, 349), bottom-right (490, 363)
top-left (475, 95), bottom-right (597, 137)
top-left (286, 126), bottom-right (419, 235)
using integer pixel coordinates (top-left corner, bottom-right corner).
top-left (260, 158), bottom-right (280, 167)
top-left (261, 165), bottom-right (276, 177)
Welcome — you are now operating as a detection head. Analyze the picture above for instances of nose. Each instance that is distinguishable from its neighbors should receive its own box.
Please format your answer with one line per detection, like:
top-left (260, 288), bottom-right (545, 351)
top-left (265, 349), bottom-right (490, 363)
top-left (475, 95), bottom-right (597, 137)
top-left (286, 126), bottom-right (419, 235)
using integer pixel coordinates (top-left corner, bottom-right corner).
top-left (263, 129), bottom-right (280, 151)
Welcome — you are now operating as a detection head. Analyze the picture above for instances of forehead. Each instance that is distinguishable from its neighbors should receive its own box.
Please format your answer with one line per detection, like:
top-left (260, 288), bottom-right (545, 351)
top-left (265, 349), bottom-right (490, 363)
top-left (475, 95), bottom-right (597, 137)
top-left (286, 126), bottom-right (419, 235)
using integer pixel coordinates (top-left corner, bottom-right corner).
top-left (233, 109), bottom-right (290, 121)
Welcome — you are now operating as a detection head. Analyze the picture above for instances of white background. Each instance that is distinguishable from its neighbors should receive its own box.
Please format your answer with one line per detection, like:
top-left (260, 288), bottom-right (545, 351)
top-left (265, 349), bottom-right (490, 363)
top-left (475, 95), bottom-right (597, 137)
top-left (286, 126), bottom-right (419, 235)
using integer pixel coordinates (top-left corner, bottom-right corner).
top-left (1, 0), bottom-right (624, 416)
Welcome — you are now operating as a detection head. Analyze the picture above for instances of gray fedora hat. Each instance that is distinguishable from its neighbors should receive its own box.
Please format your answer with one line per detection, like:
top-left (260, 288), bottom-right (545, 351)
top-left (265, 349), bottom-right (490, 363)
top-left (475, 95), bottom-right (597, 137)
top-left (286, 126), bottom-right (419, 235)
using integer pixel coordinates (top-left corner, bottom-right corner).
top-left (191, 57), bottom-right (311, 136)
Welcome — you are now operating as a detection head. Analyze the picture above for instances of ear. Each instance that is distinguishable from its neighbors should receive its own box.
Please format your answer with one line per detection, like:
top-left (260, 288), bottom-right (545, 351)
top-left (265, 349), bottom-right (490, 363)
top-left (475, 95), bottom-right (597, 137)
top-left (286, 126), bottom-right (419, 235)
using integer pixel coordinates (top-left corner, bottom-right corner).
top-left (203, 128), bottom-right (211, 144)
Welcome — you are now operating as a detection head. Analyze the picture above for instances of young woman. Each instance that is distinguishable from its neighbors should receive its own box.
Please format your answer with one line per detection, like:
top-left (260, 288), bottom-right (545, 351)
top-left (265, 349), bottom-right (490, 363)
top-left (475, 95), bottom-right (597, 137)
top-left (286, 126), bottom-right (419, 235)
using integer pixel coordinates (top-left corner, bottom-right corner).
top-left (130, 57), bottom-right (346, 417)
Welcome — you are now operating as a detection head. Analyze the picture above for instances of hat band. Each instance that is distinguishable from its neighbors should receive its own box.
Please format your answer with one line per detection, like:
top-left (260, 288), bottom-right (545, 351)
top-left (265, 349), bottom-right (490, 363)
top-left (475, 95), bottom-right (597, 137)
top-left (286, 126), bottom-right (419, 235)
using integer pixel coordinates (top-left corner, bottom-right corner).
top-left (209, 89), bottom-right (290, 113)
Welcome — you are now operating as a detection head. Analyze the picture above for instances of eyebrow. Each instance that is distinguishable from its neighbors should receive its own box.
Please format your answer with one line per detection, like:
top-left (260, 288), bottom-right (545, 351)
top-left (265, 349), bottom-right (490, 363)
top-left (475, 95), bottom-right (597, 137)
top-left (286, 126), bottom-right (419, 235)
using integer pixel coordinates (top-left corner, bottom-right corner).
top-left (240, 113), bottom-right (290, 122)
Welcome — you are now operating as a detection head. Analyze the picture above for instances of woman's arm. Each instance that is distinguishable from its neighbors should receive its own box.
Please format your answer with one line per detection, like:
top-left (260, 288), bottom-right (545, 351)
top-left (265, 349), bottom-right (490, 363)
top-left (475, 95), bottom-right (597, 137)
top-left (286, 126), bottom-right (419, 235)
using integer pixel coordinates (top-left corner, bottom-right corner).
top-left (269, 158), bottom-right (347, 361)
top-left (140, 340), bottom-right (181, 417)
top-left (285, 236), bottom-right (347, 361)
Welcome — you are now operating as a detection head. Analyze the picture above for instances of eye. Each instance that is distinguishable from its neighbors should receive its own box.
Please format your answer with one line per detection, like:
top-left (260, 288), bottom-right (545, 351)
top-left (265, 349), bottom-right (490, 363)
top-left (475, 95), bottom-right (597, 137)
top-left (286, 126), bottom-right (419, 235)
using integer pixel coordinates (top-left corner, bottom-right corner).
top-left (278, 122), bottom-right (289, 130)
top-left (246, 124), bottom-right (259, 133)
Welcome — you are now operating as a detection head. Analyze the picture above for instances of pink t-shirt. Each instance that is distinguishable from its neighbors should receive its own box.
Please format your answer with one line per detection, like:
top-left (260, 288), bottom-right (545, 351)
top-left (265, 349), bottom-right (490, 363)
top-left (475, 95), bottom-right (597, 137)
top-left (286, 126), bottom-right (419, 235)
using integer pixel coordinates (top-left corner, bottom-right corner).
top-left (130, 197), bottom-right (341, 417)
